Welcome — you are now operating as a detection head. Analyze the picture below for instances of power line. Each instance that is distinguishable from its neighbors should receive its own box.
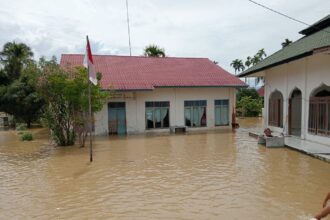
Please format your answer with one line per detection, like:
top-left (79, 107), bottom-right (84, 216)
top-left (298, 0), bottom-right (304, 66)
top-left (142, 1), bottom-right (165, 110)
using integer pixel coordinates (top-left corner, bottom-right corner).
top-left (247, 0), bottom-right (310, 26)
top-left (247, 0), bottom-right (330, 34)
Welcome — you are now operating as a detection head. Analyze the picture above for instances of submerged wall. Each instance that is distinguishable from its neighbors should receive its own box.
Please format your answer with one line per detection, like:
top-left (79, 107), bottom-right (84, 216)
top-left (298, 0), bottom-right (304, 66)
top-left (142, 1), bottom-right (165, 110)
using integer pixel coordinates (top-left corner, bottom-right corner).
top-left (94, 87), bottom-right (237, 135)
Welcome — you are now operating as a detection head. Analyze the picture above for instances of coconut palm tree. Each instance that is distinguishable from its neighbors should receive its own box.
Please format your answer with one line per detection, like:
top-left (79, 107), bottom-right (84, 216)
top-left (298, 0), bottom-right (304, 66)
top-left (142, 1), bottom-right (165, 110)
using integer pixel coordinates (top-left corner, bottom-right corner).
top-left (0, 41), bottom-right (33, 83)
top-left (143, 44), bottom-right (166, 57)
top-left (256, 48), bottom-right (267, 60)
top-left (230, 59), bottom-right (245, 75)
top-left (253, 53), bottom-right (264, 87)
top-left (281, 38), bottom-right (292, 48)
top-left (251, 55), bottom-right (260, 66)
top-left (245, 56), bottom-right (252, 68)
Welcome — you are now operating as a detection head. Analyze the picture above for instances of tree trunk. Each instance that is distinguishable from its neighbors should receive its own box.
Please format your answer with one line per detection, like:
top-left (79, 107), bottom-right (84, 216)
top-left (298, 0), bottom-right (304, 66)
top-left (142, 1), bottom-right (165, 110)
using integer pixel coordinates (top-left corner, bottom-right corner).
top-left (27, 120), bottom-right (31, 128)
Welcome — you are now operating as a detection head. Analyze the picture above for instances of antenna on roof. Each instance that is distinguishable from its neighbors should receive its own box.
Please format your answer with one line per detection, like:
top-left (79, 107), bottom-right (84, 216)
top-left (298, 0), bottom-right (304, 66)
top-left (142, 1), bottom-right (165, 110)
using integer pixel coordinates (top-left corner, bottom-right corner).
top-left (125, 0), bottom-right (132, 56)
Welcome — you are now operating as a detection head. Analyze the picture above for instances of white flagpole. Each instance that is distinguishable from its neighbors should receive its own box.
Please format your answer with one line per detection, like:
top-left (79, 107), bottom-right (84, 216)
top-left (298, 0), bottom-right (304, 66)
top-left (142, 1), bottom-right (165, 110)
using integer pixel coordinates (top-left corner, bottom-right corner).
top-left (125, 0), bottom-right (132, 56)
top-left (88, 67), bottom-right (93, 162)
top-left (86, 36), bottom-right (93, 162)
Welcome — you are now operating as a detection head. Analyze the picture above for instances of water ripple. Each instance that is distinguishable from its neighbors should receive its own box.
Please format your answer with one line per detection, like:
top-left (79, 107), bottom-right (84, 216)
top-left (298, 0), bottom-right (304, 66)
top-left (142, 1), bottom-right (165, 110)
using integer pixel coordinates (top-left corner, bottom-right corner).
top-left (0, 118), bottom-right (329, 219)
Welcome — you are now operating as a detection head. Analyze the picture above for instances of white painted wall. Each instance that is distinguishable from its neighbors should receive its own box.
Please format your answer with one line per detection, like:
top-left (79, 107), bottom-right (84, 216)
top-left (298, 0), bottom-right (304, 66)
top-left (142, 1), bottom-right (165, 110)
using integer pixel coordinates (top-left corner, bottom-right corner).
top-left (263, 53), bottom-right (330, 145)
top-left (94, 87), bottom-right (236, 135)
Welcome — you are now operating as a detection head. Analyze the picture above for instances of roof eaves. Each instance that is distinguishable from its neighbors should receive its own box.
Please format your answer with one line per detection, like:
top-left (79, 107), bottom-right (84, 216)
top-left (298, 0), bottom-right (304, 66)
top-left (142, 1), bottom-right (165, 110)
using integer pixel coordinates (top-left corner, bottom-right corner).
top-left (102, 88), bottom-right (154, 92)
top-left (155, 85), bottom-right (248, 88)
top-left (239, 51), bottom-right (313, 77)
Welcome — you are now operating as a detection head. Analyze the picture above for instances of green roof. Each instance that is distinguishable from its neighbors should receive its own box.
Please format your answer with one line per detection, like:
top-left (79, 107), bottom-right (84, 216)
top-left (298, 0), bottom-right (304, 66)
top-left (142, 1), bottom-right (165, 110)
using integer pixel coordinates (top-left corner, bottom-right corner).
top-left (240, 15), bottom-right (330, 77)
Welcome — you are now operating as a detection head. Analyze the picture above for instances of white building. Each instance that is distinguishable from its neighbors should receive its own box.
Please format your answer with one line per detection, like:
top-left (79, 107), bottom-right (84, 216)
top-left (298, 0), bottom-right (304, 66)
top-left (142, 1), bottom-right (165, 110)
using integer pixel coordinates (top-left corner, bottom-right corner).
top-left (240, 15), bottom-right (330, 146)
top-left (61, 55), bottom-right (246, 135)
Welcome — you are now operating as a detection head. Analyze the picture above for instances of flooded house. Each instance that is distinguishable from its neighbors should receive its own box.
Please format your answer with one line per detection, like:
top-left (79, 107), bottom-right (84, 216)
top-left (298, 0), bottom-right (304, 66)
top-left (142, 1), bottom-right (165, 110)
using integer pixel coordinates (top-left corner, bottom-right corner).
top-left (60, 55), bottom-right (246, 135)
top-left (240, 14), bottom-right (330, 146)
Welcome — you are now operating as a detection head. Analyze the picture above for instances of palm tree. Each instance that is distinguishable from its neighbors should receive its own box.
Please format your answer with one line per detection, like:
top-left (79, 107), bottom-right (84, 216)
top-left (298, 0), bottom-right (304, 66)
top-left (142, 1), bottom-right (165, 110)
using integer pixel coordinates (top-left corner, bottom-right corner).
top-left (256, 48), bottom-right (267, 60)
top-left (281, 38), bottom-right (292, 48)
top-left (0, 41), bottom-right (33, 83)
top-left (245, 56), bottom-right (252, 68)
top-left (230, 59), bottom-right (245, 75)
top-left (143, 44), bottom-right (166, 57)
top-left (251, 55), bottom-right (260, 66)
top-left (244, 49), bottom-right (267, 88)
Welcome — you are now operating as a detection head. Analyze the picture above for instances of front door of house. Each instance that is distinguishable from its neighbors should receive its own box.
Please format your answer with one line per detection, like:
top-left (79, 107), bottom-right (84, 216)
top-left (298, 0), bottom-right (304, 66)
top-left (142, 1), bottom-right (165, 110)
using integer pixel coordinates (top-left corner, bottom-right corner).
top-left (108, 102), bottom-right (126, 135)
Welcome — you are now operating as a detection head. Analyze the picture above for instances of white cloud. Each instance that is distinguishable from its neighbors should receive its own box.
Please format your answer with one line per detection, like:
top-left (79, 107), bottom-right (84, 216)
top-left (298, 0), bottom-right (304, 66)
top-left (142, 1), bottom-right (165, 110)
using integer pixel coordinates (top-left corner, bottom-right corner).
top-left (0, 0), bottom-right (329, 72)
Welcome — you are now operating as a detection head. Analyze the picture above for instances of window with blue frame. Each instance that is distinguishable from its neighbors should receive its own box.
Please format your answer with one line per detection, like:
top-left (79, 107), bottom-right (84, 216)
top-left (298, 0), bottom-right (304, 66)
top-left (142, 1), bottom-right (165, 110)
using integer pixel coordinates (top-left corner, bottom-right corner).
top-left (145, 101), bottom-right (170, 129)
top-left (214, 100), bottom-right (229, 126)
top-left (184, 100), bottom-right (207, 127)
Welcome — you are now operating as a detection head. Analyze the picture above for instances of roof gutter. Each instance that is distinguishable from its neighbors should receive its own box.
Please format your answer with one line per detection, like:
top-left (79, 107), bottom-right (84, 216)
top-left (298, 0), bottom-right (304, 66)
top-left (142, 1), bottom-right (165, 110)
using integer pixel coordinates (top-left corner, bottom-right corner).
top-left (155, 85), bottom-right (248, 89)
top-left (101, 84), bottom-right (248, 91)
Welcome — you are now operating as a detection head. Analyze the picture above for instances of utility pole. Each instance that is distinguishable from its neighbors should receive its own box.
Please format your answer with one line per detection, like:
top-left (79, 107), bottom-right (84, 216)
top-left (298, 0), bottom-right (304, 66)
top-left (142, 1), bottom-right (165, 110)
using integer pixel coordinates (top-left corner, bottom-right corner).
top-left (126, 0), bottom-right (132, 56)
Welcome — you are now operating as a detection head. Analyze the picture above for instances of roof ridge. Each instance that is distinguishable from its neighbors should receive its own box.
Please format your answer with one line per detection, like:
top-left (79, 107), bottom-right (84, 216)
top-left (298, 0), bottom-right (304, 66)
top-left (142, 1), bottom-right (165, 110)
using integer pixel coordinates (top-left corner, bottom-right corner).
top-left (299, 14), bottom-right (330, 35)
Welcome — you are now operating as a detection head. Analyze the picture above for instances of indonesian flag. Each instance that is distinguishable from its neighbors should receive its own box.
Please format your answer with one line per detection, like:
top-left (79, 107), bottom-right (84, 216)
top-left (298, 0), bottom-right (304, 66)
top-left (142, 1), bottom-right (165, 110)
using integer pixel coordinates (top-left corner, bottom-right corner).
top-left (83, 36), bottom-right (97, 85)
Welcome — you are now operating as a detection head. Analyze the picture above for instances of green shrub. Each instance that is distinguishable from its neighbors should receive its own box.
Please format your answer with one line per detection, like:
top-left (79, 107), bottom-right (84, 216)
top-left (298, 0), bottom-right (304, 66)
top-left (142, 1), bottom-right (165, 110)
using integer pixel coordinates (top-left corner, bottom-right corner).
top-left (236, 96), bottom-right (263, 117)
top-left (20, 132), bottom-right (33, 141)
top-left (16, 123), bottom-right (27, 131)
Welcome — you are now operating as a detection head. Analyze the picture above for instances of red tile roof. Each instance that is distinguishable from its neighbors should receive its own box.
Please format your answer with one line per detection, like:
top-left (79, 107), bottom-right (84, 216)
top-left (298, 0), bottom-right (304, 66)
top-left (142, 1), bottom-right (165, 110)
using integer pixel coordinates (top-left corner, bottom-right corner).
top-left (60, 54), bottom-right (246, 91)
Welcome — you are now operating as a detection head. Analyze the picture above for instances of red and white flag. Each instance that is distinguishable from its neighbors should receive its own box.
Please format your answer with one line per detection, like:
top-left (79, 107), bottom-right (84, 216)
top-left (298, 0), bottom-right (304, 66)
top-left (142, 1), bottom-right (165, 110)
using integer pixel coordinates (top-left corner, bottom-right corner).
top-left (83, 36), bottom-right (97, 85)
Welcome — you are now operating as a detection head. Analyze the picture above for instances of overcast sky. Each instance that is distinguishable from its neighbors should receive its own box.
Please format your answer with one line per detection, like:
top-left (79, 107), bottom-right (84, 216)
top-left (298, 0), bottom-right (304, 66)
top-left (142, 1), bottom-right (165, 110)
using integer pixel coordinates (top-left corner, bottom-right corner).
top-left (0, 0), bottom-right (329, 73)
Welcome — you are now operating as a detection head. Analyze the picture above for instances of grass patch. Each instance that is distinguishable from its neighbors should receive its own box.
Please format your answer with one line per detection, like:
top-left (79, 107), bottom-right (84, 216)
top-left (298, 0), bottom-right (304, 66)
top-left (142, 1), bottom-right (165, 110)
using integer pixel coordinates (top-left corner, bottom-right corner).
top-left (20, 132), bottom-right (33, 141)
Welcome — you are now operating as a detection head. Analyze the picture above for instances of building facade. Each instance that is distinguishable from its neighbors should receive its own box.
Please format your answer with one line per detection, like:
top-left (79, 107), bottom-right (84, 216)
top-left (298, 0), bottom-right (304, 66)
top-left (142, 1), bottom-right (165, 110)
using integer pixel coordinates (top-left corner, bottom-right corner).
top-left (94, 87), bottom-right (236, 135)
top-left (61, 55), bottom-right (246, 135)
top-left (263, 53), bottom-right (329, 145)
top-left (240, 15), bottom-right (330, 146)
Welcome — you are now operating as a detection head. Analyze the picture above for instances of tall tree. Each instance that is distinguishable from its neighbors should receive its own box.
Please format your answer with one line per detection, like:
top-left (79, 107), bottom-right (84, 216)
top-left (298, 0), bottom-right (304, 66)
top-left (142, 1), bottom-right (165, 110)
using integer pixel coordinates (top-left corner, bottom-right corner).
top-left (281, 38), bottom-right (292, 48)
top-left (245, 56), bottom-right (252, 68)
top-left (0, 61), bottom-right (44, 127)
top-left (143, 44), bottom-right (166, 57)
top-left (256, 48), bottom-right (267, 60)
top-left (0, 42), bottom-right (43, 127)
top-left (38, 60), bottom-right (108, 146)
top-left (255, 49), bottom-right (267, 86)
top-left (251, 55), bottom-right (260, 66)
top-left (0, 41), bottom-right (33, 85)
top-left (230, 59), bottom-right (245, 74)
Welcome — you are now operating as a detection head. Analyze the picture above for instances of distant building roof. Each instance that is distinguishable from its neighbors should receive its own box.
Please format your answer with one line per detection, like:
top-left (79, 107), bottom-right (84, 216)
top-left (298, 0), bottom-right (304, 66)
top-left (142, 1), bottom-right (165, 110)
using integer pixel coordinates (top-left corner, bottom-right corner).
top-left (60, 54), bottom-right (246, 91)
top-left (257, 86), bottom-right (264, 97)
top-left (240, 14), bottom-right (330, 77)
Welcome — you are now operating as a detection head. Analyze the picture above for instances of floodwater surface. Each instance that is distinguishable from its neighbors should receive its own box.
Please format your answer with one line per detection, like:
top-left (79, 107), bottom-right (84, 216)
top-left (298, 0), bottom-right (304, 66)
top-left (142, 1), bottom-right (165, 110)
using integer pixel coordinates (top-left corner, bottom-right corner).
top-left (0, 118), bottom-right (329, 219)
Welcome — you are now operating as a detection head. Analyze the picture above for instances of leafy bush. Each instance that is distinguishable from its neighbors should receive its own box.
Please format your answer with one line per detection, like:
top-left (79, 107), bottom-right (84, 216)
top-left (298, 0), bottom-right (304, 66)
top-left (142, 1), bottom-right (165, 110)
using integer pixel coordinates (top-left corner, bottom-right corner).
top-left (16, 123), bottom-right (27, 131)
top-left (237, 88), bottom-right (260, 101)
top-left (20, 132), bottom-right (33, 141)
top-left (237, 96), bottom-right (263, 117)
top-left (236, 88), bottom-right (263, 117)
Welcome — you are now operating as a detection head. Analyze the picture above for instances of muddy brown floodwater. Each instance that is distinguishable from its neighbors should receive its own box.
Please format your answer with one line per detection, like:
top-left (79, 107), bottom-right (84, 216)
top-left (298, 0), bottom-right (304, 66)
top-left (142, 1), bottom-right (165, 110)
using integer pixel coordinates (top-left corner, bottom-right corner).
top-left (0, 118), bottom-right (329, 219)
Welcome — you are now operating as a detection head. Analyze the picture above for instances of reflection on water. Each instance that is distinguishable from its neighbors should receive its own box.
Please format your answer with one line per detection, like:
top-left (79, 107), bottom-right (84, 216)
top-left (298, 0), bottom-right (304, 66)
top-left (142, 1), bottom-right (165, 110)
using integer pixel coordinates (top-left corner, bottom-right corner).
top-left (0, 118), bottom-right (329, 219)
